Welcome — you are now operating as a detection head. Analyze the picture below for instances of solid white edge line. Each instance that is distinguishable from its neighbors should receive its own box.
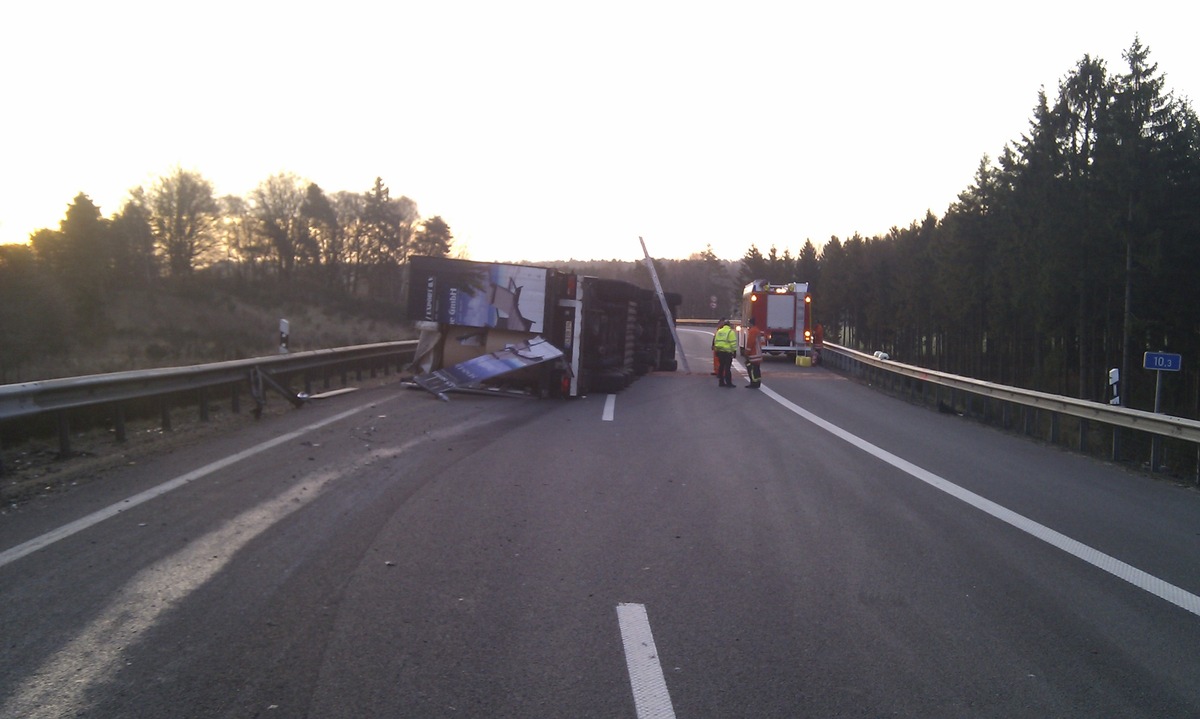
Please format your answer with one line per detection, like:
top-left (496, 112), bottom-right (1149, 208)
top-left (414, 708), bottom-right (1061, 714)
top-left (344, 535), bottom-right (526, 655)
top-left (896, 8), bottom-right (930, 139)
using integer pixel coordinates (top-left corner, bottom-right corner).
top-left (0, 404), bottom-right (372, 570)
top-left (617, 602), bottom-right (677, 719)
top-left (759, 384), bottom-right (1200, 618)
top-left (603, 394), bottom-right (617, 422)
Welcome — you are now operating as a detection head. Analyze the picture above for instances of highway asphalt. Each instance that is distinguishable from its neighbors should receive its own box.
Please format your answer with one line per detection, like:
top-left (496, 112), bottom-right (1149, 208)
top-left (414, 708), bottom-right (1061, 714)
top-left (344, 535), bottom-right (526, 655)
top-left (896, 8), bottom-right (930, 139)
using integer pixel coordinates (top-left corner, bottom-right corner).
top-left (2, 328), bottom-right (1199, 717)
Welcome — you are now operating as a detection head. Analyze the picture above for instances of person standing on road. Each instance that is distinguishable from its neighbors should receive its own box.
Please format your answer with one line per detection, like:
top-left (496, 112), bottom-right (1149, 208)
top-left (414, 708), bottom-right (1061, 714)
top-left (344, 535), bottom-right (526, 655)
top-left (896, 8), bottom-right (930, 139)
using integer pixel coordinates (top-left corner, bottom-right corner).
top-left (713, 318), bottom-right (738, 388)
top-left (743, 317), bottom-right (764, 388)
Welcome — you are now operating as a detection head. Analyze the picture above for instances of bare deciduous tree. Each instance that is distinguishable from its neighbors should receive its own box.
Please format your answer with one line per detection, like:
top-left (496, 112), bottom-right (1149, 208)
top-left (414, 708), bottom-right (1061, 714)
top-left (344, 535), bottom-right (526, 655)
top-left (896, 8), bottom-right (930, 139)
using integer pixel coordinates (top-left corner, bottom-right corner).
top-left (146, 167), bottom-right (220, 276)
top-left (250, 172), bottom-right (311, 279)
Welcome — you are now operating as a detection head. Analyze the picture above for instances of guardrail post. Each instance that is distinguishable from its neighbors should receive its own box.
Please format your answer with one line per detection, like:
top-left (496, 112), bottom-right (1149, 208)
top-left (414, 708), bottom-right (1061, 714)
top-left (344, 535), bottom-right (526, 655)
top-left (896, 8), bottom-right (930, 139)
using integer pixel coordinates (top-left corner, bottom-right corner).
top-left (231, 384), bottom-right (241, 414)
top-left (1050, 412), bottom-right (1060, 445)
top-left (161, 399), bottom-right (173, 433)
top-left (57, 411), bottom-right (71, 457)
top-left (114, 405), bottom-right (126, 443)
top-left (199, 388), bottom-right (210, 422)
top-left (1111, 427), bottom-right (1121, 462)
top-left (1078, 419), bottom-right (1088, 452)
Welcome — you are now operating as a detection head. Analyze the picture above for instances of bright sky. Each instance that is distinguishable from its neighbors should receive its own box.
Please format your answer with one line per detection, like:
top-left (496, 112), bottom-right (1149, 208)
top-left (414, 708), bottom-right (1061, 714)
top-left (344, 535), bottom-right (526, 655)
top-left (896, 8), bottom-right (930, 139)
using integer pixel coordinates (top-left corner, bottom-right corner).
top-left (1, 1), bottom-right (1196, 263)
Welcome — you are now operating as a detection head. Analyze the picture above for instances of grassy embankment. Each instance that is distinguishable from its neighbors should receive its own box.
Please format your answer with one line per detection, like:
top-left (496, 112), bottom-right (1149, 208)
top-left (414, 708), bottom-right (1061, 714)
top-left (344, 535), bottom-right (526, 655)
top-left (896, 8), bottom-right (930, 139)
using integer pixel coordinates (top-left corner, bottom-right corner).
top-left (1, 280), bottom-right (414, 502)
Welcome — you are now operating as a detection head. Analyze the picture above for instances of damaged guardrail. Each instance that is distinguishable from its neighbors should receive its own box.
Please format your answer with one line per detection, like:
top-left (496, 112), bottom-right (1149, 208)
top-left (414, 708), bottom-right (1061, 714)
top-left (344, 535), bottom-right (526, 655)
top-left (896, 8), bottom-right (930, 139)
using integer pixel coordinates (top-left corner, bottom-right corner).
top-left (821, 341), bottom-right (1200, 481)
top-left (0, 341), bottom-right (418, 466)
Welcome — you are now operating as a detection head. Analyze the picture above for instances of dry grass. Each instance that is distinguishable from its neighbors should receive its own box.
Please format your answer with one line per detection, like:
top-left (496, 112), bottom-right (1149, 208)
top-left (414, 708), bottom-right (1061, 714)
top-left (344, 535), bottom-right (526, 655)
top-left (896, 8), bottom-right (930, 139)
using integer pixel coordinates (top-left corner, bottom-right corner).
top-left (17, 284), bottom-right (415, 381)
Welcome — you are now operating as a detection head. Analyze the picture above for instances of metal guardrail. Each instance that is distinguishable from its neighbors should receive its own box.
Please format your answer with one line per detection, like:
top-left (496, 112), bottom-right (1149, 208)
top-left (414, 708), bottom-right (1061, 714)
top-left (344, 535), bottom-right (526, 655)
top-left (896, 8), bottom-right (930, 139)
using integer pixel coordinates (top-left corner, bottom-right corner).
top-left (821, 342), bottom-right (1200, 480)
top-left (6, 327), bottom-right (1199, 480)
top-left (0, 342), bottom-right (418, 421)
top-left (0, 341), bottom-right (418, 466)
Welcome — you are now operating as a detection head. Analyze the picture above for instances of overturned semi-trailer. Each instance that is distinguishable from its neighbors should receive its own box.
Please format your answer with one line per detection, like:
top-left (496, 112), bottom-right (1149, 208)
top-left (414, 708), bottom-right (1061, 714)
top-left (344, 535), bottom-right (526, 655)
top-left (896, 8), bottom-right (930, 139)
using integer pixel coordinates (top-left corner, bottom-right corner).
top-left (403, 256), bottom-right (681, 398)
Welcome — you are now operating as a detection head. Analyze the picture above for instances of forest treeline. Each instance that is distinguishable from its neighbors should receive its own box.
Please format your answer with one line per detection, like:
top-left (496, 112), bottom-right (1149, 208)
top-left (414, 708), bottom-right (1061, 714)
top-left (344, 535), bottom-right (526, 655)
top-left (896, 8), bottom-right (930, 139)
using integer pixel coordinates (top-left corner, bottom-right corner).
top-left (1, 39), bottom-right (1196, 418)
top-left (802, 38), bottom-right (1200, 418)
top-left (0, 173), bottom-right (451, 381)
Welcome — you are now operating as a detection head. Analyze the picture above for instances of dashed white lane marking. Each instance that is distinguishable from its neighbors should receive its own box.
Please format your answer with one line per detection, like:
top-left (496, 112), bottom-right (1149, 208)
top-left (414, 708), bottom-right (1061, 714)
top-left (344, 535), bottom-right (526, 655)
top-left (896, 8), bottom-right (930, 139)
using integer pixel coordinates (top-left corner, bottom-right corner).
top-left (617, 603), bottom-right (677, 719)
top-left (0, 403), bottom-right (373, 569)
top-left (603, 394), bottom-right (617, 422)
top-left (759, 384), bottom-right (1200, 618)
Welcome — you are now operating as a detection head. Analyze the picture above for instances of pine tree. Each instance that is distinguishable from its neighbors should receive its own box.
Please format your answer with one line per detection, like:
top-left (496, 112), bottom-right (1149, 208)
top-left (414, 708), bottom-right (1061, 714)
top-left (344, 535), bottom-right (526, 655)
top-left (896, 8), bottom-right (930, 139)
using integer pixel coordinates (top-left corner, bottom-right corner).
top-left (738, 244), bottom-right (768, 288)
top-left (57, 193), bottom-right (112, 316)
top-left (301, 183), bottom-right (342, 288)
top-left (412, 216), bottom-right (454, 258)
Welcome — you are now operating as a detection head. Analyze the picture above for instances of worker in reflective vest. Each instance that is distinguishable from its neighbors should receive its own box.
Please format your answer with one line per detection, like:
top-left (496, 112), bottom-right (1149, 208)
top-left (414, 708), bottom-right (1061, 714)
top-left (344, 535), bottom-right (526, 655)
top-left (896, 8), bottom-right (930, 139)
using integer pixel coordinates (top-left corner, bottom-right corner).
top-left (713, 318), bottom-right (738, 388)
top-left (744, 317), bottom-right (763, 388)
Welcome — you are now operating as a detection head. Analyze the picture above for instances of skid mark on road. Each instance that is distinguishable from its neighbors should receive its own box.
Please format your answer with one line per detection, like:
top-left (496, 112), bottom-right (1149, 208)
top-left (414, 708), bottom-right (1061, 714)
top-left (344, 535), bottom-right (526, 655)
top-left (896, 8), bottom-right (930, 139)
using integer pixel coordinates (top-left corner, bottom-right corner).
top-left (0, 400), bottom-right (501, 718)
top-left (0, 404), bottom-right (373, 569)
top-left (1, 463), bottom-right (349, 719)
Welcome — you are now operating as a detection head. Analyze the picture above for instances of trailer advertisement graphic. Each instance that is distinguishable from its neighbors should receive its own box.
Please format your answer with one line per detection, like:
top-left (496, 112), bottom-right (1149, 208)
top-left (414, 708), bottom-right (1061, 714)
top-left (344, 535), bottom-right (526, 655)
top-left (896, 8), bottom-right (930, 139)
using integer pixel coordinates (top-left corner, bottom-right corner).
top-left (410, 258), bottom-right (548, 333)
top-left (412, 337), bottom-right (564, 400)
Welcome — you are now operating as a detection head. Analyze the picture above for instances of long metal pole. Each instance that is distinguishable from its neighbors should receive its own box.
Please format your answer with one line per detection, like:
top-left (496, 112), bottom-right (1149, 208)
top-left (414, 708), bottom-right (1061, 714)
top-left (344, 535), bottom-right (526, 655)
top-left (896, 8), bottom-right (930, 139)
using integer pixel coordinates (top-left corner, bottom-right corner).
top-left (639, 237), bottom-right (691, 374)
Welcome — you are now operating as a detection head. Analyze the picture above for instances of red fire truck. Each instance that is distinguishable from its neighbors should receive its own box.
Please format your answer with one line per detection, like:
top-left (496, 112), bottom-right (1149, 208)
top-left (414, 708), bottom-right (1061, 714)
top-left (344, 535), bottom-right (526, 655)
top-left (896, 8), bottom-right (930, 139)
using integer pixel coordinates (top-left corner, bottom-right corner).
top-left (740, 279), bottom-right (814, 362)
